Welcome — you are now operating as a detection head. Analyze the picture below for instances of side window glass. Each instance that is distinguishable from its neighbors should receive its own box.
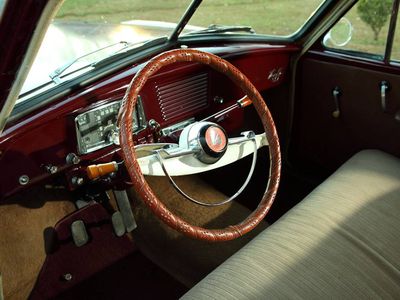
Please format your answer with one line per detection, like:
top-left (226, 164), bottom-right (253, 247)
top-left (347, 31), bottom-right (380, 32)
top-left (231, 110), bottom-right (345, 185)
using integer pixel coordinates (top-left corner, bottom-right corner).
top-left (390, 10), bottom-right (400, 61)
top-left (0, 0), bottom-right (6, 19)
top-left (323, 0), bottom-right (393, 59)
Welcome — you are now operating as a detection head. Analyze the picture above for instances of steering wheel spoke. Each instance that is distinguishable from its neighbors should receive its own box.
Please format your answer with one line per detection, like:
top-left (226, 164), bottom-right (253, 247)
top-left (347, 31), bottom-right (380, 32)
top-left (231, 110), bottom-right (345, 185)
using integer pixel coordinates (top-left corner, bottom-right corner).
top-left (136, 131), bottom-right (267, 176)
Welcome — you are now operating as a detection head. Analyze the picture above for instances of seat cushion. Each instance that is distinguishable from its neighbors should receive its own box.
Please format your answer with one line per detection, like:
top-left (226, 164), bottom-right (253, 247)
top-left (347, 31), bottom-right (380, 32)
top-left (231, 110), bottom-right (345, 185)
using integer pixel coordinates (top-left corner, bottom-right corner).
top-left (182, 150), bottom-right (400, 299)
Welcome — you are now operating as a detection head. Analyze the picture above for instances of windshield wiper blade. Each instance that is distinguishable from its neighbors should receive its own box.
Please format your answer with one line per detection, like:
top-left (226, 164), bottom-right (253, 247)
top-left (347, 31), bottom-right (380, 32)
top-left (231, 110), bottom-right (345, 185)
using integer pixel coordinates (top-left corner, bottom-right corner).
top-left (185, 24), bottom-right (255, 35)
top-left (20, 37), bottom-right (169, 99)
top-left (49, 41), bottom-right (130, 84)
top-left (92, 36), bottom-right (169, 69)
top-left (49, 38), bottom-right (168, 84)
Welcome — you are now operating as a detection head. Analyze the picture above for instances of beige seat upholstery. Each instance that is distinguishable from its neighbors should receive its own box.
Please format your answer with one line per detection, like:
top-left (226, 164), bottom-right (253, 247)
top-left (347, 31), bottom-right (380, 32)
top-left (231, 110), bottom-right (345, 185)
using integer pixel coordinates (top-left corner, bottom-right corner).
top-left (183, 150), bottom-right (400, 299)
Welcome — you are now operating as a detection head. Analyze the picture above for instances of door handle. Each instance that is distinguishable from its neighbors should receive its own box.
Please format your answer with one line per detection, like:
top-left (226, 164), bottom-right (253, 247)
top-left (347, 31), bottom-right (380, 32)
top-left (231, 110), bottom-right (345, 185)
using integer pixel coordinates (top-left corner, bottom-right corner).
top-left (380, 81), bottom-right (390, 112)
top-left (332, 86), bottom-right (341, 118)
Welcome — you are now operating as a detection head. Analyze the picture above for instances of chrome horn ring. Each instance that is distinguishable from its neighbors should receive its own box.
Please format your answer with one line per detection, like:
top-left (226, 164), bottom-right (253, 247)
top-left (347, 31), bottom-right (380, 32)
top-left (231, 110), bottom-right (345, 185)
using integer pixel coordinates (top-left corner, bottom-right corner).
top-left (154, 122), bottom-right (258, 207)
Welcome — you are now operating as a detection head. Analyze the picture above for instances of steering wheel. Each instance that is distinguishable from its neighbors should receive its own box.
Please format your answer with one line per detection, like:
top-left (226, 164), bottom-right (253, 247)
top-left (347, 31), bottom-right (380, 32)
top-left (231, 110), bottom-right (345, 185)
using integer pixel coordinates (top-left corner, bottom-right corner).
top-left (118, 49), bottom-right (281, 242)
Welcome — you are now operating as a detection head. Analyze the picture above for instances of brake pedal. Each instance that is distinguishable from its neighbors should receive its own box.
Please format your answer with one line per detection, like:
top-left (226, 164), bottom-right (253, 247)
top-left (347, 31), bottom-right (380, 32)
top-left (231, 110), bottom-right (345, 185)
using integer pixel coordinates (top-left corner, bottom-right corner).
top-left (113, 190), bottom-right (137, 232)
top-left (71, 220), bottom-right (89, 247)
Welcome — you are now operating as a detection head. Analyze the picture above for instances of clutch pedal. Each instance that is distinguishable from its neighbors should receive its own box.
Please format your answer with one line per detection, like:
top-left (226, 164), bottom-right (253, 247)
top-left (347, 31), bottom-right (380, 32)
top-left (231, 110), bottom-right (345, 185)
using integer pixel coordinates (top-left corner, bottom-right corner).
top-left (113, 190), bottom-right (137, 232)
top-left (71, 220), bottom-right (89, 247)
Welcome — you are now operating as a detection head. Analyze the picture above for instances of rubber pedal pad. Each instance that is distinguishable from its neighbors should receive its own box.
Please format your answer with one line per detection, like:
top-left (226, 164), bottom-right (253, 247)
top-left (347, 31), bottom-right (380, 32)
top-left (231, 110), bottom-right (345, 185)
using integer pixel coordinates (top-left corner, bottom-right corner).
top-left (71, 220), bottom-right (89, 247)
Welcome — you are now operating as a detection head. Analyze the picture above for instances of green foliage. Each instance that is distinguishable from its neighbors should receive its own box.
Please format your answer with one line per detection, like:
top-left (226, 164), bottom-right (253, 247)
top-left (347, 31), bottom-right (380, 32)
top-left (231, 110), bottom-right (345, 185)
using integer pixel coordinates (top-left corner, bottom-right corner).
top-left (357, 0), bottom-right (392, 41)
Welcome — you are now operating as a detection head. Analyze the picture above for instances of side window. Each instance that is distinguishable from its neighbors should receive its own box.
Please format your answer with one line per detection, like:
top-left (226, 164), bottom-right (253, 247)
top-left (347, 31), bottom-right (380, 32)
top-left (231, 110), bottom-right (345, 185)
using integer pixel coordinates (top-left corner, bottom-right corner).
top-left (323, 0), bottom-right (394, 59)
top-left (391, 10), bottom-right (400, 61)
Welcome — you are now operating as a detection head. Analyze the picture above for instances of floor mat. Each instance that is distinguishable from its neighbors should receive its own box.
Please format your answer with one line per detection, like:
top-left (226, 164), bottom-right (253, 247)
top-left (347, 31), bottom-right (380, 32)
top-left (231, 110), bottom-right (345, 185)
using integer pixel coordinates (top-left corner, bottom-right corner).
top-left (0, 186), bottom-right (76, 300)
top-left (128, 175), bottom-right (268, 288)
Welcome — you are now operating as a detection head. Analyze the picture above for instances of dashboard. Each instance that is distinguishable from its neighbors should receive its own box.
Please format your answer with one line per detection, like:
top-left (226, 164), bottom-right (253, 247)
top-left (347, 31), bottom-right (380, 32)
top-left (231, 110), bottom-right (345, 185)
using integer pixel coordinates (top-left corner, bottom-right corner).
top-left (0, 43), bottom-right (297, 200)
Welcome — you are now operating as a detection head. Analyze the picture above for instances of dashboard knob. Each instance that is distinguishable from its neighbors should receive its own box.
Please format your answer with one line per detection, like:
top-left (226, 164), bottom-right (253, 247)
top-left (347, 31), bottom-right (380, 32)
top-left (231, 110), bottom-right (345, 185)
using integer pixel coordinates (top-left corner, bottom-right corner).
top-left (66, 153), bottom-right (80, 165)
top-left (107, 129), bottom-right (120, 145)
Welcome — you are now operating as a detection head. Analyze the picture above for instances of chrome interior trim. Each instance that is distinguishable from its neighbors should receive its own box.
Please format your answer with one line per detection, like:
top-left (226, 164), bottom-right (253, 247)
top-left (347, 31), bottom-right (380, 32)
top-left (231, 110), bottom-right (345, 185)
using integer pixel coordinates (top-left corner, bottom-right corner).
top-left (155, 131), bottom-right (258, 207)
top-left (161, 119), bottom-right (195, 136)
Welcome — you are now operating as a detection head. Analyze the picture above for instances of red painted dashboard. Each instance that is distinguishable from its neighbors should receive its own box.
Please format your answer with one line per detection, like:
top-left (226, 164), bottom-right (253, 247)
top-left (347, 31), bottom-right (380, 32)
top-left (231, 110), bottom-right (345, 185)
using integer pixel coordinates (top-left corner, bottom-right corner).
top-left (0, 43), bottom-right (298, 200)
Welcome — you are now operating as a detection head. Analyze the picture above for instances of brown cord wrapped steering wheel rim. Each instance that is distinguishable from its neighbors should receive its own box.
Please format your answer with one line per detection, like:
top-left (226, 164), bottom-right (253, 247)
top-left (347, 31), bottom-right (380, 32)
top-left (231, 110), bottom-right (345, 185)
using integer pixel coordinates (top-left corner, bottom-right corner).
top-left (118, 49), bottom-right (281, 241)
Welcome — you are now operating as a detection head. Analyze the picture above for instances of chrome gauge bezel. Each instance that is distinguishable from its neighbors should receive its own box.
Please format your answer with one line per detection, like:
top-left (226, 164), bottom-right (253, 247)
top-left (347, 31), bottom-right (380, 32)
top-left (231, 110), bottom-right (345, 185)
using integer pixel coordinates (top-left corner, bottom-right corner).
top-left (75, 96), bottom-right (146, 154)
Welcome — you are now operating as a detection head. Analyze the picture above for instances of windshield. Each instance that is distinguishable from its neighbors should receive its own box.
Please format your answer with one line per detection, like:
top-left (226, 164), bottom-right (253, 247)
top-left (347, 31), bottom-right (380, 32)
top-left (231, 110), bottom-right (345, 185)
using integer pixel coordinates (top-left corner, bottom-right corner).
top-left (18, 0), bottom-right (326, 103)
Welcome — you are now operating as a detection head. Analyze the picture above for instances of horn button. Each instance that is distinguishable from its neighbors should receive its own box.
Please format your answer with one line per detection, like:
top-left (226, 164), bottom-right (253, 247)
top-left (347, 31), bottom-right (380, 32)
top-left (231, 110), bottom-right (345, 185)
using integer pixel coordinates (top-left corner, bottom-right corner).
top-left (179, 122), bottom-right (228, 164)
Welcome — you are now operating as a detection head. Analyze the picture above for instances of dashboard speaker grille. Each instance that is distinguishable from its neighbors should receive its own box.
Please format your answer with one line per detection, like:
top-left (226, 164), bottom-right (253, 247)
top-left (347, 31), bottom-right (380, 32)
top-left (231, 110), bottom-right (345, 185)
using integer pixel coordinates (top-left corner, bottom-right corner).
top-left (156, 73), bottom-right (208, 121)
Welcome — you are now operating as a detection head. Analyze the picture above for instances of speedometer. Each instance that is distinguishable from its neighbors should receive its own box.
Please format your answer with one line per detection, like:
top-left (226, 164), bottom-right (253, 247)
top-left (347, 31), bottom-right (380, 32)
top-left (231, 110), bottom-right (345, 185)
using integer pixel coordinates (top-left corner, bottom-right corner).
top-left (75, 97), bottom-right (145, 154)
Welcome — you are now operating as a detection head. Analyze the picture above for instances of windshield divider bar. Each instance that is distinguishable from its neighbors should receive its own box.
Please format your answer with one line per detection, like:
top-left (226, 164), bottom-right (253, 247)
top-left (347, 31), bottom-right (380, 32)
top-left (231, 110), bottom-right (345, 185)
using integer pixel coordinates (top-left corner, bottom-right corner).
top-left (169, 0), bottom-right (202, 42)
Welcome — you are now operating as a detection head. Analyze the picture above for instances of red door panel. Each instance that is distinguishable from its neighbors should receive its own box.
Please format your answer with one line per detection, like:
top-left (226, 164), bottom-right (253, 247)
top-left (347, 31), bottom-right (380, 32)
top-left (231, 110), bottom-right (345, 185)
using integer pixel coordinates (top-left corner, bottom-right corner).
top-left (290, 52), bottom-right (400, 172)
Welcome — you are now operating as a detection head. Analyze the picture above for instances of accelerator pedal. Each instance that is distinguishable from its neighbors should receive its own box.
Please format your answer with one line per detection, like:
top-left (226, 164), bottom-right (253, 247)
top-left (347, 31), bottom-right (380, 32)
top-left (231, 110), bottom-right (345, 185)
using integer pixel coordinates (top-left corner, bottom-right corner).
top-left (114, 190), bottom-right (137, 232)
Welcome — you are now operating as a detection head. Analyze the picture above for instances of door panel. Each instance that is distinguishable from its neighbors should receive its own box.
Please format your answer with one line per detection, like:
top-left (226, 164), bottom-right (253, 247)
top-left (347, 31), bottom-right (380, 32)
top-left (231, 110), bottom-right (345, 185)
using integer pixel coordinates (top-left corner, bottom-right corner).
top-left (290, 52), bottom-right (400, 172)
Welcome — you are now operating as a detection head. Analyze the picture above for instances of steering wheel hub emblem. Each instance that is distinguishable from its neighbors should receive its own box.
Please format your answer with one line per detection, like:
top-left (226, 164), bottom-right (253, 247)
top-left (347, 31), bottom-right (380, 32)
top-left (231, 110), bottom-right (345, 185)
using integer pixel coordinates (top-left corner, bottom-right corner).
top-left (205, 126), bottom-right (227, 153)
top-left (198, 124), bottom-right (228, 163)
top-left (179, 122), bottom-right (228, 164)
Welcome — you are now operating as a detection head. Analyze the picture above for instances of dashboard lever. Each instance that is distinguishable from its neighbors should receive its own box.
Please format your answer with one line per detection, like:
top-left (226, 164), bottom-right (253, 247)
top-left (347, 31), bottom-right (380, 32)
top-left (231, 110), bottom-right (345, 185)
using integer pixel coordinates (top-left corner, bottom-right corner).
top-left (237, 95), bottom-right (252, 108)
top-left (201, 95), bottom-right (252, 122)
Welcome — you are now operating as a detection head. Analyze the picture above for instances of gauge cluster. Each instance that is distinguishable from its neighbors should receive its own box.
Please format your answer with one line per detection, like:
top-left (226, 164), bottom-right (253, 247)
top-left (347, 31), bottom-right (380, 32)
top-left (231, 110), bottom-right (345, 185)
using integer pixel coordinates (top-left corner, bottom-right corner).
top-left (75, 97), bottom-right (145, 154)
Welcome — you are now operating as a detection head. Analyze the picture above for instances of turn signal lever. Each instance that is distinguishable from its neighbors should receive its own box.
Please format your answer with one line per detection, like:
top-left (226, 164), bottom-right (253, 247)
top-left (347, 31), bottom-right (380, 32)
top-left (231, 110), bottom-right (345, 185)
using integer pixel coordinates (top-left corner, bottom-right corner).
top-left (237, 95), bottom-right (252, 108)
top-left (86, 162), bottom-right (118, 180)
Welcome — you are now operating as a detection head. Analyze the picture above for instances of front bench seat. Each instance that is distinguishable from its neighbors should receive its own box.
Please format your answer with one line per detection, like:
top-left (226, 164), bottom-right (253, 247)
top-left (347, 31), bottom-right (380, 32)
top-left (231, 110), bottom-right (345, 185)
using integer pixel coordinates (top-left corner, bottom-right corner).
top-left (183, 150), bottom-right (400, 299)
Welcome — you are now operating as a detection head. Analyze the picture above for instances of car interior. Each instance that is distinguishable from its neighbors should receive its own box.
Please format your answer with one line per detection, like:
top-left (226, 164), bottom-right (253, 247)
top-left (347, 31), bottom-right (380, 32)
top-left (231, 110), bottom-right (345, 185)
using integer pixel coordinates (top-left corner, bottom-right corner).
top-left (0, 0), bottom-right (400, 299)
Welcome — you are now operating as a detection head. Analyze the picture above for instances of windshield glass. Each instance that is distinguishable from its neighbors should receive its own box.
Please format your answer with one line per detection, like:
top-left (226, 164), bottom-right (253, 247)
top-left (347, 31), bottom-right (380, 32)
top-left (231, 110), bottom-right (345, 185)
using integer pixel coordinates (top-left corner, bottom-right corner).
top-left (185, 0), bottom-right (325, 36)
top-left (19, 0), bottom-right (327, 103)
top-left (19, 0), bottom-right (191, 99)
